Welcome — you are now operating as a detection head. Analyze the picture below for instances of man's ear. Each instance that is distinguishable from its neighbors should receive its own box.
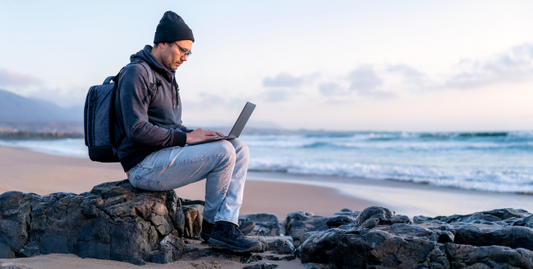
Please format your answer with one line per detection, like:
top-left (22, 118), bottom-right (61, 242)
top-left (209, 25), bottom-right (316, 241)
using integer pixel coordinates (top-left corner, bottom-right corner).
top-left (153, 43), bottom-right (167, 49)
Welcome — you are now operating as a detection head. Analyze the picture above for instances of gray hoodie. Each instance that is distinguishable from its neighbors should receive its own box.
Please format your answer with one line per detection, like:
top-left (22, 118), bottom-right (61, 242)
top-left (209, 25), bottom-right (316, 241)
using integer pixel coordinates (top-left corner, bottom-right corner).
top-left (114, 45), bottom-right (192, 172)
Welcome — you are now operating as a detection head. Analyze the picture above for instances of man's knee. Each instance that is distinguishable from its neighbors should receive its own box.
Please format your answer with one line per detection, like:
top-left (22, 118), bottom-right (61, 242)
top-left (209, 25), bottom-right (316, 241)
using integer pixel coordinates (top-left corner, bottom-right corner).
top-left (214, 140), bottom-right (237, 159)
top-left (230, 139), bottom-right (249, 156)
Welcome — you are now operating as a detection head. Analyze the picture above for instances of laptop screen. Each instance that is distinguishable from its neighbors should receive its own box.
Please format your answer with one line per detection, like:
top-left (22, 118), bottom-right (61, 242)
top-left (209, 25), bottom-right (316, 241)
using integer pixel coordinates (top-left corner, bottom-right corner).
top-left (227, 102), bottom-right (256, 139)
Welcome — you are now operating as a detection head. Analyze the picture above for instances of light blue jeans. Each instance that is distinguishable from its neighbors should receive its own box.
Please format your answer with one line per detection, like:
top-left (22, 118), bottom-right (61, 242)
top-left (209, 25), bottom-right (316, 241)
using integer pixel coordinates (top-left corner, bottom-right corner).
top-left (127, 139), bottom-right (249, 225)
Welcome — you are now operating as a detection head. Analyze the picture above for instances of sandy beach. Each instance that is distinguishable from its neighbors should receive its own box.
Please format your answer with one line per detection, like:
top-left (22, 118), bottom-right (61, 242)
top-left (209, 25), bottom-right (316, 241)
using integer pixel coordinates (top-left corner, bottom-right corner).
top-left (1, 145), bottom-right (532, 268)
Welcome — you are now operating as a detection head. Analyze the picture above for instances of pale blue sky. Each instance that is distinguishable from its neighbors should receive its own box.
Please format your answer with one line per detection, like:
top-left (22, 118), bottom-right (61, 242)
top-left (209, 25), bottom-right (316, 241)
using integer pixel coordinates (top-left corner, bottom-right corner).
top-left (1, 0), bottom-right (532, 131)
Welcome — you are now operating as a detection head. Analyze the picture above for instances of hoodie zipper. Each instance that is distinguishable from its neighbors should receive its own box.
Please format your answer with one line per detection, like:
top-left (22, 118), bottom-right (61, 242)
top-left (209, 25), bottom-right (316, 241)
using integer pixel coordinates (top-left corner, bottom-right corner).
top-left (173, 77), bottom-right (180, 109)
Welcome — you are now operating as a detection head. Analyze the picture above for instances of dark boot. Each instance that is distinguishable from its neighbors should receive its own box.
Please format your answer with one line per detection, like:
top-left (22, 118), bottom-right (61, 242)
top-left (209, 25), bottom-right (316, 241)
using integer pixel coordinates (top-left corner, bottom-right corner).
top-left (208, 221), bottom-right (262, 253)
top-left (201, 219), bottom-right (255, 242)
top-left (200, 219), bottom-right (214, 242)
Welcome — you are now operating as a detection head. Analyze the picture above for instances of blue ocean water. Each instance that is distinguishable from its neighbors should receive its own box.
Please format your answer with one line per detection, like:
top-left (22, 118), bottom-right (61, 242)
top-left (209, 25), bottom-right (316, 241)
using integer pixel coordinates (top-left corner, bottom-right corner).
top-left (2, 131), bottom-right (532, 194)
top-left (243, 131), bottom-right (533, 194)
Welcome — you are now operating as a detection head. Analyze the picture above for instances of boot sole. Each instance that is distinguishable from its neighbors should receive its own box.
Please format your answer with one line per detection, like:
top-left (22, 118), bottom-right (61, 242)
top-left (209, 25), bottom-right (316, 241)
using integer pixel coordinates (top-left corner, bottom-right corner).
top-left (208, 238), bottom-right (262, 253)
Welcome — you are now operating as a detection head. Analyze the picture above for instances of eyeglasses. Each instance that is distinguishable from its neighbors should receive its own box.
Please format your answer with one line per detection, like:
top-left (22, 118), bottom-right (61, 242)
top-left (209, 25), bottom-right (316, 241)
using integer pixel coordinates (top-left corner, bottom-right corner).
top-left (173, 42), bottom-right (192, 58)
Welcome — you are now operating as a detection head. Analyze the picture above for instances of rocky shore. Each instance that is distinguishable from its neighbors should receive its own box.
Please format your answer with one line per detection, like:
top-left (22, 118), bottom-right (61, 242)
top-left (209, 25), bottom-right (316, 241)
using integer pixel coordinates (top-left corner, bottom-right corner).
top-left (1, 179), bottom-right (532, 268)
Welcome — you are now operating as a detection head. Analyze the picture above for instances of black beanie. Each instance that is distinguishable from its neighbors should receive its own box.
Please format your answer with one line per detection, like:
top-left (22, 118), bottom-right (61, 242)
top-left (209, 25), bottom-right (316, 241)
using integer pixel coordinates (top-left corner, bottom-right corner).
top-left (154, 11), bottom-right (194, 43)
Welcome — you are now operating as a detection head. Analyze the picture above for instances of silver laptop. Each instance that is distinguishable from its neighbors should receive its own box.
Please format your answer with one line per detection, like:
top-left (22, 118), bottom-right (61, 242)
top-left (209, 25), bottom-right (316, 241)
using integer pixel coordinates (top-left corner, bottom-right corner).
top-left (187, 102), bottom-right (256, 146)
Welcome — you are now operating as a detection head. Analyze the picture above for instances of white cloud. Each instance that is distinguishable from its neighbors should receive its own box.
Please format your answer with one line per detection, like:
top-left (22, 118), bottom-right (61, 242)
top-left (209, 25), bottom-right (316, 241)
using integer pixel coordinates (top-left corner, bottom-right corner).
top-left (445, 43), bottom-right (533, 89)
top-left (347, 64), bottom-right (383, 92)
top-left (263, 72), bottom-right (303, 88)
top-left (319, 82), bottom-right (349, 96)
top-left (317, 65), bottom-right (396, 99)
top-left (258, 89), bottom-right (294, 103)
top-left (386, 64), bottom-right (428, 86)
top-left (316, 43), bottom-right (533, 98)
top-left (262, 72), bottom-right (319, 88)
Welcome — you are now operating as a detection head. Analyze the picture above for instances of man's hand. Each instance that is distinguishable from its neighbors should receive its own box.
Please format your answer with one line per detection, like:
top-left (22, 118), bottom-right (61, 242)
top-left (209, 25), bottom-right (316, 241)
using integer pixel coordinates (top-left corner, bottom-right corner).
top-left (186, 128), bottom-right (224, 144)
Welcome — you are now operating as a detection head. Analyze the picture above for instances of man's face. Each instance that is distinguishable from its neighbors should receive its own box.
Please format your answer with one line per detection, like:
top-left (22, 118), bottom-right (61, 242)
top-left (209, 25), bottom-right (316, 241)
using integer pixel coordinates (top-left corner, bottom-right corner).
top-left (159, 40), bottom-right (193, 71)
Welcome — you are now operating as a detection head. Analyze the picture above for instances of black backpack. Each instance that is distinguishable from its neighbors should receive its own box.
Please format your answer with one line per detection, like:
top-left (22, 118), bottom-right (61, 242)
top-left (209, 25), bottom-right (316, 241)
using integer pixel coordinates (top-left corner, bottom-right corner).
top-left (84, 61), bottom-right (157, 162)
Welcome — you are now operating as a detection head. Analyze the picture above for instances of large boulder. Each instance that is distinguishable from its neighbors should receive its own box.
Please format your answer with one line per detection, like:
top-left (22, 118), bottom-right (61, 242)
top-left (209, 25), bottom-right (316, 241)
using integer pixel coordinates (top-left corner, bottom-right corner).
top-left (300, 228), bottom-right (448, 268)
top-left (0, 180), bottom-right (204, 265)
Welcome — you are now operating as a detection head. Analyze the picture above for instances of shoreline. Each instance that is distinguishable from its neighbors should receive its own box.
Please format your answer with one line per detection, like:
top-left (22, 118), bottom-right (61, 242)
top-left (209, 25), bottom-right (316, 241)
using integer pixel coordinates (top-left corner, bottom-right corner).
top-left (1, 145), bottom-right (532, 218)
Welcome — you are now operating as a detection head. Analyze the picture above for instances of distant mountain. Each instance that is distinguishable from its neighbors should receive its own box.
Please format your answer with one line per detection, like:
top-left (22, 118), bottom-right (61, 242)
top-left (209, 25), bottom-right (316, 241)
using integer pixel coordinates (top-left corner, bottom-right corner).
top-left (0, 89), bottom-right (83, 122)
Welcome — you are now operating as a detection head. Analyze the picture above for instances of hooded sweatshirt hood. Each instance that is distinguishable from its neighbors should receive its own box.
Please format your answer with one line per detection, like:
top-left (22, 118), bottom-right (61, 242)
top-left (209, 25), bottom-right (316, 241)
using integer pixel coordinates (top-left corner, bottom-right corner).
top-left (130, 45), bottom-right (175, 82)
top-left (129, 45), bottom-right (180, 109)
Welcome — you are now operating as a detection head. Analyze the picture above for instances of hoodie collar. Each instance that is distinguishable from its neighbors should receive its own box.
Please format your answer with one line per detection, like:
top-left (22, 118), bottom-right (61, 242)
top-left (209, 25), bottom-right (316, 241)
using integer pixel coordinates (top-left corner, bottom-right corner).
top-left (130, 45), bottom-right (175, 82)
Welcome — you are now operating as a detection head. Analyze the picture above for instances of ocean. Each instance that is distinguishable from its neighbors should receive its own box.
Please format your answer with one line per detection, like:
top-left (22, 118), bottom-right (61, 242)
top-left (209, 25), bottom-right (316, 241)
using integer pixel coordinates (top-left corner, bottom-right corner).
top-left (1, 130), bottom-right (532, 195)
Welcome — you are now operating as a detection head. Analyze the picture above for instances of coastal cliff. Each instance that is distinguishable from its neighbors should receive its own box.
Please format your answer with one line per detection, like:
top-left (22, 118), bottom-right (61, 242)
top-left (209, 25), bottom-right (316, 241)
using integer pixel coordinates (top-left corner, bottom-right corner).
top-left (1, 180), bottom-right (532, 268)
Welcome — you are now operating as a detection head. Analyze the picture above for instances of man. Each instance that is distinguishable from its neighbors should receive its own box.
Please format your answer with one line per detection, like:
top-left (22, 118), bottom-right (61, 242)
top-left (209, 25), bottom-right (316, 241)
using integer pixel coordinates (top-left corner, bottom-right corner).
top-left (113, 11), bottom-right (261, 253)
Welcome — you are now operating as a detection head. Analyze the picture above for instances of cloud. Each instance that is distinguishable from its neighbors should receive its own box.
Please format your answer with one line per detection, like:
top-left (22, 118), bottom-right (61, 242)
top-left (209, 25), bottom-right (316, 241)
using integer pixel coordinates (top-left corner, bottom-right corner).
top-left (185, 92), bottom-right (249, 111)
top-left (259, 89), bottom-right (293, 103)
top-left (262, 43), bottom-right (533, 102)
top-left (263, 72), bottom-right (319, 88)
top-left (445, 43), bottom-right (533, 89)
top-left (386, 64), bottom-right (427, 85)
top-left (260, 71), bottom-right (316, 102)
top-left (263, 72), bottom-right (304, 88)
top-left (347, 65), bottom-right (384, 93)
top-left (0, 68), bottom-right (43, 87)
top-left (317, 65), bottom-right (396, 99)
top-left (319, 82), bottom-right (349, 96)
top-left (197, 92), bottom-right (226, 106)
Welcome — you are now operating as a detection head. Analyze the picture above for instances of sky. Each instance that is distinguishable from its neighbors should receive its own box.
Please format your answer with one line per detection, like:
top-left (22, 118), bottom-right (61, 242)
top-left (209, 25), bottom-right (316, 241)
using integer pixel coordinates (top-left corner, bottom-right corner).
top-left (1, 0), bottom-right (532, 132)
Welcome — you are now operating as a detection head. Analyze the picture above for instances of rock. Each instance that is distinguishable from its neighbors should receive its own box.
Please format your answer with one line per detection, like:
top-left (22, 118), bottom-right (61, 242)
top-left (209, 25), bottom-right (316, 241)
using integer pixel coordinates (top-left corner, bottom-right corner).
top-left (0, 243), bottom-right (15, 259)
top-left (300, 227), bottom-right (445, 268)
top-left (182, 203), bottom-right (203, 239)
top-left (259, 236), bottom-right (295, 255)
top-left (326, 215), bottom-right (354, 228)
top-left (453, 225), bottom-right (533, 250)
top-left (302, 262), bottom-right (331, 269)
top-left (284, 209), bottom-right (367, 242)
top-left (299, 206), bottom-right (533, 268)
top-left (413, 208), bottom-right (531, 225)
top-left (353, 206), bottom-right (411, 228)
top-left (3, 181), bottom-right (533, 269)
top-left (243, 262), bottom-right (278, 269)
top-left (446, 243), bottom-right (533, 268)
top-left (526, 215), bottom-right (533, 228)
top-left (239, 236), bottom-right (296, 255)
top-left (299, 231), bottom-right (321, 246)
top-left (284, 212), bottom-right (329, 241)
top-left (0, 191), bottom-right (40, 258)
top-left (414, 208), bottom-right (533, 252)
top-left (240, 213), bottom-right (281, 236)
top-left (0, 180), bottom-right (203, 264)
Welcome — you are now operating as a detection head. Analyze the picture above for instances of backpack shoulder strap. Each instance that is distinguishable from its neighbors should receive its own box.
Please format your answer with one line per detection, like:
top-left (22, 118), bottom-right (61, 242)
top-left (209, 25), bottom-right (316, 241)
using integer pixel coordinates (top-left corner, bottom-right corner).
top-left (138, 61), bottom-right (160, 98)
